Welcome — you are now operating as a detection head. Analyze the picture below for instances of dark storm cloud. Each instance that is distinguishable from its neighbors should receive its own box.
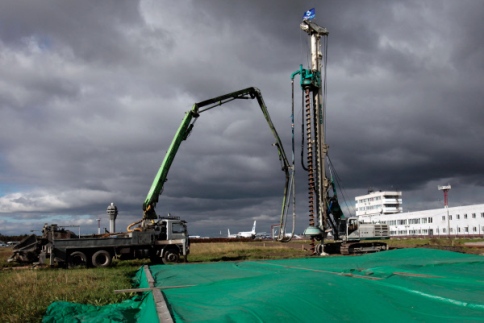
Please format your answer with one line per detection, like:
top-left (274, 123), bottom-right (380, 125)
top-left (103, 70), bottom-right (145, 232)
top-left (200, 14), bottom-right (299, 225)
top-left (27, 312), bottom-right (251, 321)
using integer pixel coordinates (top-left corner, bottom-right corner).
top-left (0, 0), bottom-right (147, 65)
top-left (322, 1), bottom-right (484, 197)
top-left (0, 0), bottom-right (483, 236)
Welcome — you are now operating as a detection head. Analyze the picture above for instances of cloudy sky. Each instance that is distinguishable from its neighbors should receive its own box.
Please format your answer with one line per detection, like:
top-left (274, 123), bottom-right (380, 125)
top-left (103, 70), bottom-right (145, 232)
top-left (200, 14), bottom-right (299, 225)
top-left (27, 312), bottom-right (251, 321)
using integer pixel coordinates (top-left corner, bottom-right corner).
top-left (1, 0), bottom-right (483, 237)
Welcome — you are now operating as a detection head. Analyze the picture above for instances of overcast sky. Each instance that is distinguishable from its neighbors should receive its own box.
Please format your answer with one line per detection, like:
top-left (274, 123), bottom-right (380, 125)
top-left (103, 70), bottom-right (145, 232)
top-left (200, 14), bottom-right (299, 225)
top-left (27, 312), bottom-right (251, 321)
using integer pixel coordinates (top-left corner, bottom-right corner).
top-left (1, 0), bottom-right (483, 237)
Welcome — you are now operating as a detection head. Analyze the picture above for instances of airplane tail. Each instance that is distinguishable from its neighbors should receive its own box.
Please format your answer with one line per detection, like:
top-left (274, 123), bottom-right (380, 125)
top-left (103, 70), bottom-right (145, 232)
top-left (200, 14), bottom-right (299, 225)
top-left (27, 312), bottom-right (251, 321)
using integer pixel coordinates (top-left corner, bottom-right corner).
top-left (251, 221), bottom-right (256, 234)
top-left (228, 229), bottom-right (231, 237)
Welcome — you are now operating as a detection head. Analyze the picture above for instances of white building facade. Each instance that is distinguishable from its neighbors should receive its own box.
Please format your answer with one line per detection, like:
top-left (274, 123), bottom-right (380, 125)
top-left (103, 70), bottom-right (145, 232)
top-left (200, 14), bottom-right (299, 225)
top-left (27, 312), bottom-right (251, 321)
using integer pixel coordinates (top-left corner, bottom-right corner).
top-left (361, 204), bottom-right (484, 238)
top-left (355, 191), bottom-right (402, 218)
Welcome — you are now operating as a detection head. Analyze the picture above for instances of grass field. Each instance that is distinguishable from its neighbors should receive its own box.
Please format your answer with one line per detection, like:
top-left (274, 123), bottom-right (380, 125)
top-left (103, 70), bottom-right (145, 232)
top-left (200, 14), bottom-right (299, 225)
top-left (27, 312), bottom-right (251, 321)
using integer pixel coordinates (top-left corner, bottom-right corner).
top-left (0, 238), bottom-right (483, 322)
top-left (0, 248), bottom-right (140, 322)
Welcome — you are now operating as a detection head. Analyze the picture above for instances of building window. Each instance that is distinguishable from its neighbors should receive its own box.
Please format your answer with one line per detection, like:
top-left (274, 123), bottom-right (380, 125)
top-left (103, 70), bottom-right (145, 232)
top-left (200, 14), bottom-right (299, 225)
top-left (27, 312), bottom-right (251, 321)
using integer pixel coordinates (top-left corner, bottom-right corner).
top-left (450, 228), bottom-right (454, 233)
top-left (428, 217), bottom-right (433, 223)
top-left (473, 227), bottom-right (477, 232)
top-left (442, 216), bottom-right (445, 220)
top-left (449, 215), bottom-right (453, 220)
top-left (456, 214), bottom-right (460, 220)
top-left (481, 213), bottom-right (484, 218)
top-left (464, 214), bottom-right (467, 219)
top-left (443, 228), bottom-right (446, 233)
top-left (457, 227), bottom-right (461, 233)
top-left (472, 213), bottom-right (476, 218)
top-left (421, 218), bottom-right (427, 224)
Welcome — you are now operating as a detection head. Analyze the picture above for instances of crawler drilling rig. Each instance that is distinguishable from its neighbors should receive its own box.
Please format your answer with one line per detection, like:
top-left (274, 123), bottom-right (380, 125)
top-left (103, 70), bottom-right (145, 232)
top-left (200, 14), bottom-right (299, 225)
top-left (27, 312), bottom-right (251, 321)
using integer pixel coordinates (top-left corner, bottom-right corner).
top-left (294, 17), bottom-right (389, 254)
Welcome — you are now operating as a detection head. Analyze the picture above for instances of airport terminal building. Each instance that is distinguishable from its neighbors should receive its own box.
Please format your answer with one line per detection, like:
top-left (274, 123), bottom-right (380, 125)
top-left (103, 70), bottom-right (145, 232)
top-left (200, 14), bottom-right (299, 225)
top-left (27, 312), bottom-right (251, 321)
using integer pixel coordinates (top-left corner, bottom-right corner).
top-left (356, 191), bottom-right (484, 237)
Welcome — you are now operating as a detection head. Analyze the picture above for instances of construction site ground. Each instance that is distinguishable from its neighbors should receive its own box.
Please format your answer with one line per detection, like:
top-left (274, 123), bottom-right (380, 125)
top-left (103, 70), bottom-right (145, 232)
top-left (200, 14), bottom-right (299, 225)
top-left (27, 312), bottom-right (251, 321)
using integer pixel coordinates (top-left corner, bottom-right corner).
top-left (40, 244), bottom-right (484, 322)
top-left (0, 238), bottom-right (484, 322)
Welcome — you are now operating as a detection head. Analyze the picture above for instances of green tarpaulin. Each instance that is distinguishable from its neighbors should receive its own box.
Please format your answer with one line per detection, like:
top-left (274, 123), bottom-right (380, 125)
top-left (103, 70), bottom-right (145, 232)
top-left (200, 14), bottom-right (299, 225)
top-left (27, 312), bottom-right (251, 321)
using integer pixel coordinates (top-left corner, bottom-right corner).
top-left (43, 249), bottom-right (484, 322)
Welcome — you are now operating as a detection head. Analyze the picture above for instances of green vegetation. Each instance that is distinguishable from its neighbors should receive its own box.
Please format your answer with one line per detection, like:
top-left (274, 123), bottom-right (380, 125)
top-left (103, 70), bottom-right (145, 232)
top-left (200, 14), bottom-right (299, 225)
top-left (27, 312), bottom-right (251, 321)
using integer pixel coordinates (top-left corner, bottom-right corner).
top-left (0, 248), bottom-right (138, 322)
top-left (188, 241), bottom-right (309, 262)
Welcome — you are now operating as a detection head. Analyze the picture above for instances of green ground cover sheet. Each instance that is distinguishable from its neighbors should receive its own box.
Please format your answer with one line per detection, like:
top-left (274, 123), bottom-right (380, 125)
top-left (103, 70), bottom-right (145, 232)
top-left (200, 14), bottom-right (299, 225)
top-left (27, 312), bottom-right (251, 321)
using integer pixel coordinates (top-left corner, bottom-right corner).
top-left (43, 248), bottom-right (484, 322)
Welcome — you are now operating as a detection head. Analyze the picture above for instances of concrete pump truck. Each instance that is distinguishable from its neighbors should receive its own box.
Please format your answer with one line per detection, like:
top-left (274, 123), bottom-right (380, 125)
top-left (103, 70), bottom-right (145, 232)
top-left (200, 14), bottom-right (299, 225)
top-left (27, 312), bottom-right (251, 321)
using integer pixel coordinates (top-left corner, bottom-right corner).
top-left (9, 87), bottom-right (295, 268)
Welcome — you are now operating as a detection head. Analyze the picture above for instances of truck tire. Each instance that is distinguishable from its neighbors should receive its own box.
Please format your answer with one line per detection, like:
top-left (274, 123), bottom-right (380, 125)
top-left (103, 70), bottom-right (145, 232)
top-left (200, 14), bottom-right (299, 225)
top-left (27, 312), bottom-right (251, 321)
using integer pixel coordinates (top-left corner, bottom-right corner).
top-left (162, 248), bottom-right (180, 264)
top-left (92, 250), bottom-right (112, 268)
top-left (68, 251), bottom-right (88, 269)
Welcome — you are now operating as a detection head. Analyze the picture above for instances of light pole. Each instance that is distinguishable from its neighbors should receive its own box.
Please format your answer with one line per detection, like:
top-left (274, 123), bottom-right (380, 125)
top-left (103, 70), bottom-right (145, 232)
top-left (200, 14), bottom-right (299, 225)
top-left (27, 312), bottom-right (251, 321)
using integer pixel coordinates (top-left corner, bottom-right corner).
top-left (438, 185), bottom-right (451, 237)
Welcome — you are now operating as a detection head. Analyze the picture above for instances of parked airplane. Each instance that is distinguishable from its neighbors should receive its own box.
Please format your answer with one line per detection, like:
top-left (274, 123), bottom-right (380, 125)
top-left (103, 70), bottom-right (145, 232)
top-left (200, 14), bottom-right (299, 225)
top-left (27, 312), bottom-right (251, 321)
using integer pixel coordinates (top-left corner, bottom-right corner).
top-left (227, 221), bottom-right (257, 239)
top-left (227, 229), bottom-right (237, 238)
top-left (237, 221), bottom-right (256, 238)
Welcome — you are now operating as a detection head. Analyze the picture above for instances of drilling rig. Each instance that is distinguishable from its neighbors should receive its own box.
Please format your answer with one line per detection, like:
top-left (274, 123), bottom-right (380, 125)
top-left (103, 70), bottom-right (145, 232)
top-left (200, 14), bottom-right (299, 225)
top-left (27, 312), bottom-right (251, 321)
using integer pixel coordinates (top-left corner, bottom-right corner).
top-left (294, 15), bottom-right (389, 255)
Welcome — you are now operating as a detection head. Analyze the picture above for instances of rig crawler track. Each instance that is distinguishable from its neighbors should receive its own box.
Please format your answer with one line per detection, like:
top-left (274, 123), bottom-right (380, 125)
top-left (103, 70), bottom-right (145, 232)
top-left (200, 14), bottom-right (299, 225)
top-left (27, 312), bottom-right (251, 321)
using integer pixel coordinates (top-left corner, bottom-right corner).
top-left (340, 242), bottom-right (388, 255)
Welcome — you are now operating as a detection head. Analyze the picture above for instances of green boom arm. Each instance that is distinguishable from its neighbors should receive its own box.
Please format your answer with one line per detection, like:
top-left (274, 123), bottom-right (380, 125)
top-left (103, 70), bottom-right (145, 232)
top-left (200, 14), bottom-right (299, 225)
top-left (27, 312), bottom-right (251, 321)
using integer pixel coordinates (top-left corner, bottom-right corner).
top-left (142, 106), bottom-right (199, 219)
top-left (142, 87), bottom-right (294, 232)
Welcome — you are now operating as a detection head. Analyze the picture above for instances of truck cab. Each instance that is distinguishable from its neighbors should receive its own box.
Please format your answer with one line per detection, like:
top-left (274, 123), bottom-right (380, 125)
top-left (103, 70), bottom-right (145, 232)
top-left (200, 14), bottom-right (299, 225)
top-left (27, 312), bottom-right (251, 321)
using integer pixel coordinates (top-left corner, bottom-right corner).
top-left (149, 217), bottom-right (190, 264)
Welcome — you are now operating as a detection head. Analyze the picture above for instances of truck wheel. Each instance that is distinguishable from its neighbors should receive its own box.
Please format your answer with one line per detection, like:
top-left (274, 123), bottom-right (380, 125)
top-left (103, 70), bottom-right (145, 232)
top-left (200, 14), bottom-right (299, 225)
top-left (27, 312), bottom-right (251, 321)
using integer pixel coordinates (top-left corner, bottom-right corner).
top-left (68, 251), bottom-right (88, 269)
top-left (92, 250), bottom-right (112, 268)
top-left (162, 249), bottom-right (180, 264)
